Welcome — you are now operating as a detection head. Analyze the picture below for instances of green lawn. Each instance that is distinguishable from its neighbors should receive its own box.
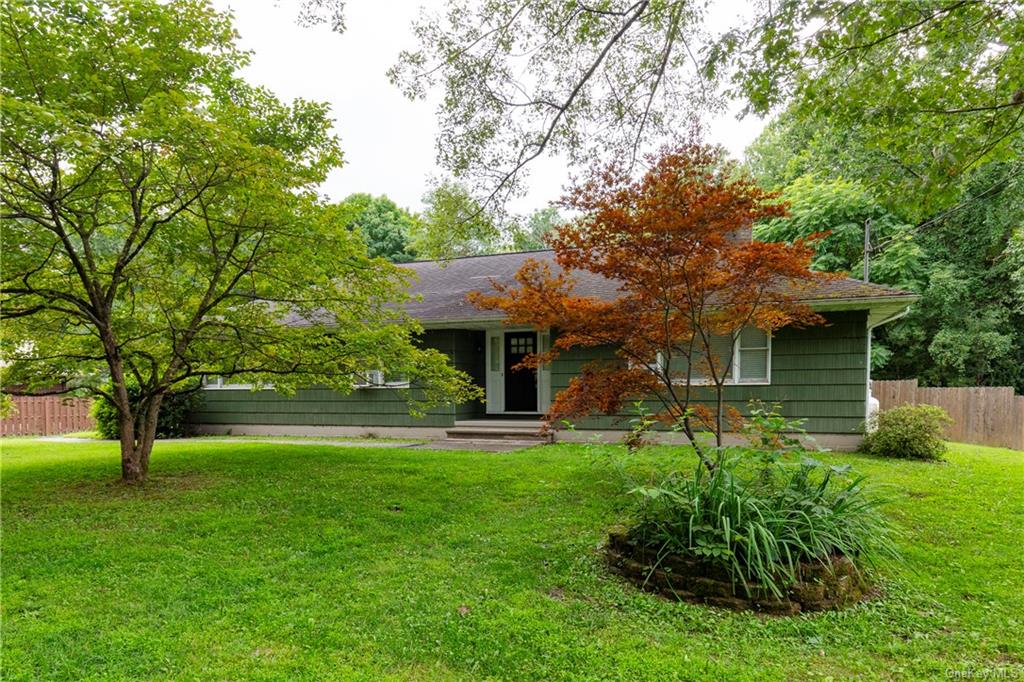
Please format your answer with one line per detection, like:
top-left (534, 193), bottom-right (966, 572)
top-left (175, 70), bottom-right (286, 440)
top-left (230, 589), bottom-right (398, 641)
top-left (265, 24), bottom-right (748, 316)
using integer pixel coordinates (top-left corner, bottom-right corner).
top-left (1, 439), bottom-right (1021, 681)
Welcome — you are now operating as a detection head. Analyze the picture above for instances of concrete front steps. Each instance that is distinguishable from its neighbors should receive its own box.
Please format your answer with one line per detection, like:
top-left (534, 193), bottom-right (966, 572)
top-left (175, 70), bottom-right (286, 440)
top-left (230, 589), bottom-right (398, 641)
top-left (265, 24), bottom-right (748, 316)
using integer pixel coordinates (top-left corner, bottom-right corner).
top-left (444, 419), bottom-right (552, 445)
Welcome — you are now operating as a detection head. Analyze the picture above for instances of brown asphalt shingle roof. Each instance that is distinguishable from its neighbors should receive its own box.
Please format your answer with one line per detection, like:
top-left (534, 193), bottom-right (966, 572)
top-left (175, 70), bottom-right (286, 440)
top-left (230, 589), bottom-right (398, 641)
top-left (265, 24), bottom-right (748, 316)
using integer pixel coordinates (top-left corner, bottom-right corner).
top-left (401, 249), bottom-right (915, 324)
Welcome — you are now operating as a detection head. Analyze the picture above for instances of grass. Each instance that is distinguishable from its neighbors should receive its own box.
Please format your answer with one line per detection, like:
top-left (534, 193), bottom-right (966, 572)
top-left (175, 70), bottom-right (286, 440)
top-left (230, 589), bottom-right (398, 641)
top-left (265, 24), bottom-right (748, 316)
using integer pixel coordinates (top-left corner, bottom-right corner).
top-left (1, 438), bottom-right (1021, 681)
top-left (57, 431), bottom-right (105, 440)
top-left (59, 431), bottom-right (428, 444)
top-left (195, 434), bottom-right (429, 444)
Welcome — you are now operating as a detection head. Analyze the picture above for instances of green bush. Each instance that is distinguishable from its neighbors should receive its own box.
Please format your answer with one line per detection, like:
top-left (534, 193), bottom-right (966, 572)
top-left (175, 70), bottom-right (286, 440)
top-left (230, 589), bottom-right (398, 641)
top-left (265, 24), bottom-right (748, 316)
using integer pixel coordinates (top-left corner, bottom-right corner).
top-left (0, 393), bottom-right (16, 419)
top-left (862, 404), bottom-right (952, 460)
top-left (629, 454), bottom-right (897, 597)
top-left (92, 382), bottom-right (204, 440)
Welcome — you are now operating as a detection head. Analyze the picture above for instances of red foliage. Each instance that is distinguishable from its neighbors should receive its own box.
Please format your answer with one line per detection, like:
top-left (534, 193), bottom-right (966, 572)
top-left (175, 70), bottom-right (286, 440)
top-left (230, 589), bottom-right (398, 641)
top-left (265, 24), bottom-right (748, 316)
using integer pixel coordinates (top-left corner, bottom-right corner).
top-left (470, 139), bottom-right (833, 463)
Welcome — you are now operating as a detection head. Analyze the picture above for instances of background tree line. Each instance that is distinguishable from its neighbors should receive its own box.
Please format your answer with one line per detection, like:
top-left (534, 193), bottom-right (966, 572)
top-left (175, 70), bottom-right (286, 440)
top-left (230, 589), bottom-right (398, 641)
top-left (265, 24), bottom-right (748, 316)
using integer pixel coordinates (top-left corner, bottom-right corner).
top-left (338, 187), bottom-right (566, 263)
top-left (747, 111), bottom-right (1024, 393)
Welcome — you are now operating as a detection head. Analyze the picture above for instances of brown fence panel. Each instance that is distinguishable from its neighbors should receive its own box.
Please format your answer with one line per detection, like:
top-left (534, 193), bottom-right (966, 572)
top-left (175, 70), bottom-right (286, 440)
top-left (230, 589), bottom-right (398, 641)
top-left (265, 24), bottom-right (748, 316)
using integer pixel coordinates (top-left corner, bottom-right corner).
top-left (871, 379), bottom-right (1024, 451)
top-left (0, 396), bottom-right (94, 436)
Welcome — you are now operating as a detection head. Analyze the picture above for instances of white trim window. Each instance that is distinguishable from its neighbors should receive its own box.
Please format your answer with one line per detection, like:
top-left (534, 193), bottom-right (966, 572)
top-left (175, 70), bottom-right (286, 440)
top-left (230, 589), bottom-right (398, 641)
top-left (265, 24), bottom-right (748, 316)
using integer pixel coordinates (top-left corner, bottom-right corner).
top-left (202, 375), bottom-right (254, 390)
top-left (735, 327), bottom-right (771, 384)
top-left (353, 369), bottom-right (410, 389)
top-left (657, 327), bottom-right (771, 386)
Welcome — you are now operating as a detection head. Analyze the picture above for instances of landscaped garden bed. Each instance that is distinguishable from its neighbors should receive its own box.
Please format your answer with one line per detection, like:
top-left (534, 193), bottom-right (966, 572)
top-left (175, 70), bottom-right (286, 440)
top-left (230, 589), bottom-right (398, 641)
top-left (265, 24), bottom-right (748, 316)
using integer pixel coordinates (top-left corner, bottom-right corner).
top-left (601, 418), bottom-right (898, 617)
top-left (605, 526), bottom-right (870, 615)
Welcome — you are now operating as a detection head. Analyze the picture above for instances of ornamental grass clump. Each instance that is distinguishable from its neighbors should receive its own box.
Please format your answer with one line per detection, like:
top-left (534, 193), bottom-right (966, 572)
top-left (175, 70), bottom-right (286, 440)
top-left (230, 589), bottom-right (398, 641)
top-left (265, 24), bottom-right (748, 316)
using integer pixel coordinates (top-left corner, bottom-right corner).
top-left (628, 453), bottom-right (898, 598)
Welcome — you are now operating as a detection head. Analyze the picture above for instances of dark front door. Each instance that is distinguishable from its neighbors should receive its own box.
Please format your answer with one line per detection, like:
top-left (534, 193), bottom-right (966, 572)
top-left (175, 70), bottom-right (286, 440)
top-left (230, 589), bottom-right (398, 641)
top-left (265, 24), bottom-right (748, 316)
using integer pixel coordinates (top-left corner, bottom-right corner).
top-left (504, 332), bottom-right (538, 412)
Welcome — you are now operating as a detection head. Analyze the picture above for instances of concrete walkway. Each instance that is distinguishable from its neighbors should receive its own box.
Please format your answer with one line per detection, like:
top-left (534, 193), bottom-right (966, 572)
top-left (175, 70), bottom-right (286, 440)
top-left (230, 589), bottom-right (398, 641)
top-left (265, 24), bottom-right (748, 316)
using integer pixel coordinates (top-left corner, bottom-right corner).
top-left (413, 439), bottom-right (544, 452)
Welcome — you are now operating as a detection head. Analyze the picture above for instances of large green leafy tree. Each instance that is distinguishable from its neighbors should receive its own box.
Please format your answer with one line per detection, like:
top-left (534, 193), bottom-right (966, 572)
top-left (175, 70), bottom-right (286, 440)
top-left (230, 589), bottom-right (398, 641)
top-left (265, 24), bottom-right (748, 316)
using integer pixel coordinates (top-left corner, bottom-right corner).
top-left (745, 110), bottom-right (889, 196)
top-left (879, 162), bottom-right (1024, 389)
top-left (336, 193), bottom-right (417, 262)
top-left (754, 175), bottom-right (926, 289)
top-left (750, 116), bottom-right (1024, 388)
top-left (411, 191), bottom-right (566, 259)
top-left (1009, 229), bottom-right (1024, 313)
top-left (715, 0), bottom-right (1023, 220)
top-left (365, 0), bottom-right (1020, 222)
top-left (511, 207), bottom-right (565, 252)
top-left (0, 0), bottom-right (477, 483)
top-left (410, 180), bottom-right (501, 260)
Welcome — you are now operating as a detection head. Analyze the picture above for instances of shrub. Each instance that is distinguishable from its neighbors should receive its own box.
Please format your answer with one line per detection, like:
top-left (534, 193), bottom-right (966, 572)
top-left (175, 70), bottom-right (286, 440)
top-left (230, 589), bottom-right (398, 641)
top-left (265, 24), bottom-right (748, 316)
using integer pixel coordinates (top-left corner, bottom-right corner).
top-left (0, 393), bottom-right (16, 419)
top-left (92, 382), bottom-right (204, 440)
top-left (623, 400), bottom-right (658, 454)
top-left (628, 453), bottom-right (897, 597)
top-left (862, 404), bottom-right (952, 460)
top-left (741, 399), bottom-right (817, 470)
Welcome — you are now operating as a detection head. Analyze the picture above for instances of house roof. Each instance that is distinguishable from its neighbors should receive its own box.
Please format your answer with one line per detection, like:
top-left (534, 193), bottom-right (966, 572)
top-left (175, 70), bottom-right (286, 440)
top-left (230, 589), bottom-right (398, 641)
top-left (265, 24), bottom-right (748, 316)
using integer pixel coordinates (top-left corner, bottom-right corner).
top-left (400, 249), bottom-right (917, 326)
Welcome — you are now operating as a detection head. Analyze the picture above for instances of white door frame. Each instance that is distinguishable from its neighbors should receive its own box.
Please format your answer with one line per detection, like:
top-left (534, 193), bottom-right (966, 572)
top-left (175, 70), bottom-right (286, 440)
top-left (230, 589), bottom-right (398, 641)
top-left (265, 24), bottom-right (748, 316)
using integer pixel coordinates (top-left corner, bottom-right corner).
top-left (485, 328), bottom-right (504, 413)
top-left (485, 327), bottom-right (550, 415)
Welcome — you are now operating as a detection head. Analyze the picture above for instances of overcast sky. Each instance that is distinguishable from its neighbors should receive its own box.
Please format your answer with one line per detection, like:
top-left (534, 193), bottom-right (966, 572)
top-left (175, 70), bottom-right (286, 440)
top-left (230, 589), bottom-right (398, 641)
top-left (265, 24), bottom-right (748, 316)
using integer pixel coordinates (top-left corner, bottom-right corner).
top-left (212, 0), bottom-right (767, 215)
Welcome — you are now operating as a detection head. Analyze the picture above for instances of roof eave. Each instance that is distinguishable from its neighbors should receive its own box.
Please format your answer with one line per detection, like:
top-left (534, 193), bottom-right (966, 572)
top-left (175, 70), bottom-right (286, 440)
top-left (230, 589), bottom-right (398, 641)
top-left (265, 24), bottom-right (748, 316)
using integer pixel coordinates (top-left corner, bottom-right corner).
top-left (805, 294), bottom-right (919, 310)
top-left (807, 294), bottom-right (919, 327)
top-left (416, 294), bottom-right (920, 329)
top-left (419, 316), bottom-right (507, 329)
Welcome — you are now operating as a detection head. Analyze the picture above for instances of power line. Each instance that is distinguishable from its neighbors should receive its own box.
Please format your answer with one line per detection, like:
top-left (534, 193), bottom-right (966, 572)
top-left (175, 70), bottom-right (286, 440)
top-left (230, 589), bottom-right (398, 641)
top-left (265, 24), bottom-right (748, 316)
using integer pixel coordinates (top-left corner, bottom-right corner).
top-left (870, 169), bottom-right (1022, 256)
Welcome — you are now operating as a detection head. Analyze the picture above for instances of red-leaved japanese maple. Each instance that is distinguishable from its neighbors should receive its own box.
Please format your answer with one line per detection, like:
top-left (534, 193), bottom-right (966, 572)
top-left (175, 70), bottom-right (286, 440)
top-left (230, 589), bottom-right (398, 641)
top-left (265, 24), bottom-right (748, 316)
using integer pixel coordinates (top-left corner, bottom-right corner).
top-left (470, 142), bottom-right (834, 470)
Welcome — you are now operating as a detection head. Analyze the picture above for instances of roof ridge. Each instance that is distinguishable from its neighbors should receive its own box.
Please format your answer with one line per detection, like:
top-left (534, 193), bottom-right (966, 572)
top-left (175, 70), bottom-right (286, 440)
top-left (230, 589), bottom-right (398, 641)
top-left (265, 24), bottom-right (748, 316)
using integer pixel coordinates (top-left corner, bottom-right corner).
top-left (406, 248), bottom-right (554, 264)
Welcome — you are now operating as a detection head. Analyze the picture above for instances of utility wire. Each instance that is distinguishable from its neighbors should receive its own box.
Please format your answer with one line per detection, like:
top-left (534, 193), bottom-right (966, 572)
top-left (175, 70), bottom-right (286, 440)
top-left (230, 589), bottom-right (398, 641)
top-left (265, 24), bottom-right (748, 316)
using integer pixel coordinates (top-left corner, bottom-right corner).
top-left (871, 169), bottom-right (1022, 255)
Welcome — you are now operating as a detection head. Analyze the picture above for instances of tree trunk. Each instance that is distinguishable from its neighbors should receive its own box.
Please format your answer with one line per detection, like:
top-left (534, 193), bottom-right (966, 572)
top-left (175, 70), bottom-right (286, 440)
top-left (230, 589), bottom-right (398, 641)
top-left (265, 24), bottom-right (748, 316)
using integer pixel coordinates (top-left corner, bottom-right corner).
top-left (715, 386), bottom-right (725, 448)
top-left (118, 413), bottom-right (152, 483)
top-left (681, 416), bottom-right (716, 473)
top-left (117, 393), bottom-right (163, 484)
top-left (120, 441), bottom-right (150, 483)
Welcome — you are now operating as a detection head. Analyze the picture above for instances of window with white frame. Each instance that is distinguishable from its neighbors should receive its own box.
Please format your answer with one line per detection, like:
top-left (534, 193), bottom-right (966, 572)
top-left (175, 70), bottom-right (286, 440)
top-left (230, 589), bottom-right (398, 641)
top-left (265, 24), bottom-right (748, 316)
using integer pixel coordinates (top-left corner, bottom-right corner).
top-left (657, 327), bottom-right (771, 385)
top-left (202, 375), bottom-right (254, 390)
top-left (735, 327), bottom-right (770, 383)
top-left (489, 335), bottom-right (500, 372)
top-left (353, 369), bottom-right (410, 389)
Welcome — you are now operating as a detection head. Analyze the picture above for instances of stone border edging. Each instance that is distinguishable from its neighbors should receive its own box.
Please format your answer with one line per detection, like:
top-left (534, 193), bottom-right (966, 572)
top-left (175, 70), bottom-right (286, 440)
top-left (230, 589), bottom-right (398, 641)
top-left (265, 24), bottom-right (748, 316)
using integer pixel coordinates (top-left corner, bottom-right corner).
top-left (605, 527), bottom-right (870, 615)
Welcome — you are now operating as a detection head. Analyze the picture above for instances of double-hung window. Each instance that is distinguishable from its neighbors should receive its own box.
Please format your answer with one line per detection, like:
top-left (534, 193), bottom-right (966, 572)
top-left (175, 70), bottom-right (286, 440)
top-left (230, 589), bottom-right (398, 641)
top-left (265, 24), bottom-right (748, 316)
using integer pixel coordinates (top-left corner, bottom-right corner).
top-left (735, 327), bottom-right (770, 383)
top-left (657, 327), bottom-right (771, 385)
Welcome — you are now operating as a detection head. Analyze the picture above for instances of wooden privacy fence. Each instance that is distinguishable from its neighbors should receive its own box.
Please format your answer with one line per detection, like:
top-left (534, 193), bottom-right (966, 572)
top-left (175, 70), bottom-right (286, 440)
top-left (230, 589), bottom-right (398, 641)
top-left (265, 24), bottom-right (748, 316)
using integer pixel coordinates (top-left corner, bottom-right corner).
top-left (0, 395), bottom-right (94, 436)
top-left (871, 379), bottom-right (1024, 451)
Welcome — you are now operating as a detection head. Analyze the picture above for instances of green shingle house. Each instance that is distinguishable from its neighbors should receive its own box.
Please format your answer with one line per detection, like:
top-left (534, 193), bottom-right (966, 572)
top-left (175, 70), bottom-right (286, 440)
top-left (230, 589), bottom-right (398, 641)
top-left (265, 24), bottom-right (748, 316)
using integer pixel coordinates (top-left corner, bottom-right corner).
top-left (190, 250), bottom-right (916, 449)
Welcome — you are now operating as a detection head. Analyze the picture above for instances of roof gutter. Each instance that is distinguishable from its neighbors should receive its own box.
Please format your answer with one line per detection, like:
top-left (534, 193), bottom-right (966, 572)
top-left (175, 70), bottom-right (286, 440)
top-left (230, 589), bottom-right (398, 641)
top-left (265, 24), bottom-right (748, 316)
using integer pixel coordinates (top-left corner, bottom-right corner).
top-left (807, 294), bottom-right (919, 311)
top-left (867, 304), bottom-right (913, 332)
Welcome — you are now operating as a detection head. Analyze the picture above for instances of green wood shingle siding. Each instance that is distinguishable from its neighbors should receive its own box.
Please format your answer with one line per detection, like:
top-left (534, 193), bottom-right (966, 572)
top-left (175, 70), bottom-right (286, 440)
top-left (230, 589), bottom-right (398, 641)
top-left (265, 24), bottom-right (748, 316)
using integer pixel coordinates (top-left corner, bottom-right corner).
top-left (191, 312), bottom-right (870, 434)
top-left (189, 329), bottom-right (485, 429)
top-left (549, 311), bottom-right (869, 434)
